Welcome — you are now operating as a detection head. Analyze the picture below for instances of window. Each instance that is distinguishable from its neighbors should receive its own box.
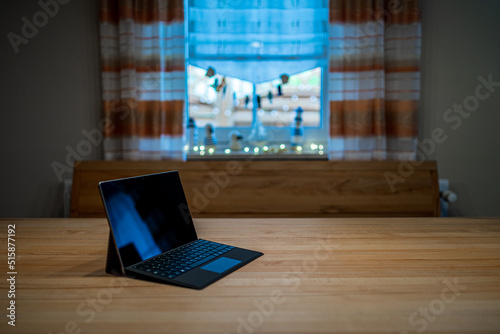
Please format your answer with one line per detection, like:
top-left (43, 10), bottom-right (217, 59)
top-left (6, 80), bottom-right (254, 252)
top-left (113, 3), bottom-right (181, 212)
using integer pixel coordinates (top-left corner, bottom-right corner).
top-left (185, 0), bottom-right (329, 157)
top-left (188, 66), bottom-right (321, 128)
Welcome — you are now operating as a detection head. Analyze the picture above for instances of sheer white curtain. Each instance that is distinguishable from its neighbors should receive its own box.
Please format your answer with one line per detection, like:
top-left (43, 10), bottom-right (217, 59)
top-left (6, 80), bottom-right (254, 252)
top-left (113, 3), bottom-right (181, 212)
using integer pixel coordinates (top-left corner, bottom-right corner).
top-left (187, 0), bottom-right (329, 83)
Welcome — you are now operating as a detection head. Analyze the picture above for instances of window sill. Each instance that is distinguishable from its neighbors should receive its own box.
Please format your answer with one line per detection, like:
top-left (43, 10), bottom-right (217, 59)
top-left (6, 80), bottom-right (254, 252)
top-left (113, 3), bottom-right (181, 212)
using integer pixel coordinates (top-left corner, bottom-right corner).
top-left (186, 150), bottom-right (327, 161)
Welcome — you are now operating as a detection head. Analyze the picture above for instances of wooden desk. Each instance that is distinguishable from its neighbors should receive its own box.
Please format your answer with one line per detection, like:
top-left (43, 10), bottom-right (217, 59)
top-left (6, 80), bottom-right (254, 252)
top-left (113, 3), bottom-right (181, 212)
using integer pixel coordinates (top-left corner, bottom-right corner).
top-left (1, 218), bottom-right (499, 334)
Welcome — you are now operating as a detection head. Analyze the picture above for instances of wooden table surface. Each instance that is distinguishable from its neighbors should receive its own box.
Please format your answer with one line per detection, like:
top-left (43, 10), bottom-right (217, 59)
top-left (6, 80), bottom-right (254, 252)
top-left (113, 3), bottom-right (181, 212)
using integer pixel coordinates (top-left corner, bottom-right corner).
top-left (1, 217), bottom-right (499, 334)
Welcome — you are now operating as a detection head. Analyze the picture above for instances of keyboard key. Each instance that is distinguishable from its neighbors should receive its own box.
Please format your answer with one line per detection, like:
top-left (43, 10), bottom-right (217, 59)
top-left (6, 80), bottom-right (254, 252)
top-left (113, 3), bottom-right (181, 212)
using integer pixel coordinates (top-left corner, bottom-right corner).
top-left (190, 254), bottom-right (217, 268)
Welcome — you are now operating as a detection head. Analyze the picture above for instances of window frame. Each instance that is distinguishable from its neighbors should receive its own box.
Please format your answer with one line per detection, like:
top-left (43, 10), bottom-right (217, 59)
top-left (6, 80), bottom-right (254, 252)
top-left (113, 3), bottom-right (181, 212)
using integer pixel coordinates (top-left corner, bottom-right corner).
top-left (183, 1), bottom-right (329, 150)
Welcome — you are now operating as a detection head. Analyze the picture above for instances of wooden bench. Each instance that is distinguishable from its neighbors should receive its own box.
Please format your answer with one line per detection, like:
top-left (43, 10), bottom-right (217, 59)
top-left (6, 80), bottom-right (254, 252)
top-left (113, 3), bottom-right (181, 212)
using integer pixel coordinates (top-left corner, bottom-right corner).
top-left (70, 160), bottom-right (440, 218)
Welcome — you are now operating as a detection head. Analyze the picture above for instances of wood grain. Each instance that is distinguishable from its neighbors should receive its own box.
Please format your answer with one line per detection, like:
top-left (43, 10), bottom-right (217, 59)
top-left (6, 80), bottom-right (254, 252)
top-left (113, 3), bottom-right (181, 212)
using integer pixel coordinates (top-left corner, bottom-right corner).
top-left (1, 218), bottom-right (499, 334)
top-left (70, 160), bottom-right (440, 218)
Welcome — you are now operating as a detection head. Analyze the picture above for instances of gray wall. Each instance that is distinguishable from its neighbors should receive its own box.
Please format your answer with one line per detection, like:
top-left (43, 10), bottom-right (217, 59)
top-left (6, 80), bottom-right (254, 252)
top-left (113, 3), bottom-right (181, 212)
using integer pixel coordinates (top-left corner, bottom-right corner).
top-left (0, 0), bottom-right (101, 217)
top-left (0, 0), bottom-right (499, 217)
top-left (420, 0), bottom-right (500, 216)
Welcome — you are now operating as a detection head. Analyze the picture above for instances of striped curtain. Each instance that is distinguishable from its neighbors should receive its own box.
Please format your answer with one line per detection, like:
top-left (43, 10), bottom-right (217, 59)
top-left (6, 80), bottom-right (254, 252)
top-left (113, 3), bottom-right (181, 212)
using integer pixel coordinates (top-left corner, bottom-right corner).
top-left (328, 0), bottom-right (421, 160)
top-left (99, 0), bottom-right (185, 160)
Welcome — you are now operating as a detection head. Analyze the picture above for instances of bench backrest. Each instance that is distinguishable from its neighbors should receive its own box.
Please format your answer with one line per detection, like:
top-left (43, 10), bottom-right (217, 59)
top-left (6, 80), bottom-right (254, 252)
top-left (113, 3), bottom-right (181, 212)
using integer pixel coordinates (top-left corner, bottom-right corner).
top-left (71, 160), bottom-right (440, 218)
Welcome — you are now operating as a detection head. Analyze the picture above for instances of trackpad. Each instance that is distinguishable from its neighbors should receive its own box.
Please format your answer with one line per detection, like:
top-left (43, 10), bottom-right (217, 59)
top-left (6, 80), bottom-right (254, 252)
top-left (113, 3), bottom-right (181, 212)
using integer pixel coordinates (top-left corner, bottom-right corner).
top-left (201, 257), bottom-right (242, 273)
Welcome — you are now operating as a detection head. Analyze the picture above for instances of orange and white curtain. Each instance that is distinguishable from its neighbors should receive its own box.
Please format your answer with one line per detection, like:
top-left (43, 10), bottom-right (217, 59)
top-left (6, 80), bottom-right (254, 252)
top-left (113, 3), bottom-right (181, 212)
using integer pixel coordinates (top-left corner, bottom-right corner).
top-left (99, 0), bottom-right (185, 160)
top-left (328, 0), bottom-right (421, 160)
